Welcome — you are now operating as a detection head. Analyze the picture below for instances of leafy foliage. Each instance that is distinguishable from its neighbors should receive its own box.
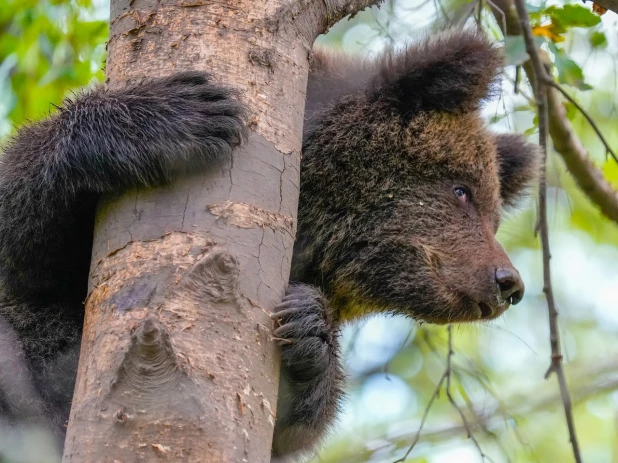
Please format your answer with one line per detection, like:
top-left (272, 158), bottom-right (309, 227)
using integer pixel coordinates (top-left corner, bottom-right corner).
top-left (0, 0), bottom-right (107, 131)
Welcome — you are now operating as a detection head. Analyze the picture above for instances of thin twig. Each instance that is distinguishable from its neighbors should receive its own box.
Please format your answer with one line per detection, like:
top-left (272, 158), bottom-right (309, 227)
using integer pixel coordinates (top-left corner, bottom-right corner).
top-left (545, 79), bottom-right (618, 224)
top-left (484, 0), bottom-right (507, 34)
top-left (394, 326), bottom-right (493, 463)
top-left (511, 0), bottom-right (583, 461)
top-left (393, 328), bottom-right (451, 463)
top-left (457, 0), bottom-right (481, 27)
top-left (363, 363), bottom-right (618, 463)
top-left (503, 73), bottom-right (535, 105)
top-left (444, 327), bottom-right (495, 463)
top-left (452, 369), bottom-right (540, 463)
top-left (543, 78), bottom-right (618, 164)
top-left (392, 362), bottom-right (447, 462)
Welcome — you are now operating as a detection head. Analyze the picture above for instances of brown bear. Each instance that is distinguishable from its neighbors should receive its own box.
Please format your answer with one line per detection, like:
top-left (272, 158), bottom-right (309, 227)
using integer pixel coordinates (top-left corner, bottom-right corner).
top-left (0, 28), bottom-right (536, 461)
top-left (271, 29), bottom-right (537, 459)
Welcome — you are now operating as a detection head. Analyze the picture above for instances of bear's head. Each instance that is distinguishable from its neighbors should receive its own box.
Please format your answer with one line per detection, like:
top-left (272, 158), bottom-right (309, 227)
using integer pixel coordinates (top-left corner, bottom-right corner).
top-left (295, 29), bottom-right (539, 324)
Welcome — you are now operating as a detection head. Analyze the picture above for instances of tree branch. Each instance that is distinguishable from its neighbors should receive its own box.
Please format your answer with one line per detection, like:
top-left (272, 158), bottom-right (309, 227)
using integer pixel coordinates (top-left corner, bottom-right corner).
top-left (351, 358), bottom-right (618, 463)
top-left (394, 327), bottom-right (492, 463)
top-left (272, 0), bottom-right (381, 45)
top-left (490, 0), bottom-right (618, 226)
top-left (586, 0), bottom-right (618, 15)
top-left (510, 0), bottom-right (582, 460)
top-left (545, 80), bottom-right (618, 164)
top-left (544, 81), bottom-right (618, 223)
top-left (398, 372), bottom-right (618, 452)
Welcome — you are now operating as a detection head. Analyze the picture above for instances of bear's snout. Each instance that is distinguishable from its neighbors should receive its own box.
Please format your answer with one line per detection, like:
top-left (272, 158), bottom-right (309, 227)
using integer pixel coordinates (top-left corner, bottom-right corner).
top-left (495, 267), bottom-right (524, 306)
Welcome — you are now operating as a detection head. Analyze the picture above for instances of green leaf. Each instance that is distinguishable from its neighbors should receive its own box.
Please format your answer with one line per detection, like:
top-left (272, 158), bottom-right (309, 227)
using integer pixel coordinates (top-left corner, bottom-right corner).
top-left (504, 36), bottom-right (529, 66)
top-left (544, 4), bottom-right (601, 29)
top-left (551, 44), bottom-right (593, 91)
top-left (490, 113), bottom-right (508, 124)
top-left (589, 31), bottom-right (608, 49)
top-left (603, 159), bottom-right (618, 187)
top-left (556, 57), bottom-right (592, 90)
top-left (0, 0), bottom-right (106, 126)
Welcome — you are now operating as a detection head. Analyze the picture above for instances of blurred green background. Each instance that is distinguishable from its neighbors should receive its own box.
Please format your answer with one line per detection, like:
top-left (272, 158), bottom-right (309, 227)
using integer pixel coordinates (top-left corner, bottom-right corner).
top-left (1, 0), bottom-right (617, 462)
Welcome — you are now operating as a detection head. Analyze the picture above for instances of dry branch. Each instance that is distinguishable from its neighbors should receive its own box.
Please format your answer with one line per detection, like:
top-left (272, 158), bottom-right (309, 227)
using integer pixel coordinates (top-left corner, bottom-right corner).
top-left (394, 327), bottom-right (492, 463)
top-left (487, 0), bottom-right (588, 460)
top-left (389, 370), bottom-right (618, 456)
top-left (491, 0), bottom-right (618, 225)
top-left (544, 81), bottom-right (618, 223)
top-left (510, 0), bottom-right (582, 460)
top-left (357, 358), bottom-right (618, 462)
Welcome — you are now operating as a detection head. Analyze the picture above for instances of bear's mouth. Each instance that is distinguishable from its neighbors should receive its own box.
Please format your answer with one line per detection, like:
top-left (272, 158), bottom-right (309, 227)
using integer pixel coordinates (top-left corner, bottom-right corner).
top-left (478, 302), bottom-right (493, 319)
top-left (474, 300), bottom-right (511, 320)
top-left (422, 298), bottom-right (511, 324)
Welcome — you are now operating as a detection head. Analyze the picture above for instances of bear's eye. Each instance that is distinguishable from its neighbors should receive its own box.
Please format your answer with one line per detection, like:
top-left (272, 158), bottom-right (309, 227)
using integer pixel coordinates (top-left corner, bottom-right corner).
top-left (454, 186), bottom-right (470, 203)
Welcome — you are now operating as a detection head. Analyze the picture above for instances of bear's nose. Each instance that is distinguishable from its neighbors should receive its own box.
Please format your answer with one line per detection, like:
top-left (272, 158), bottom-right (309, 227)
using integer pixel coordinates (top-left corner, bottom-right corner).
top-left (495, 268), bottom-right (524, 305)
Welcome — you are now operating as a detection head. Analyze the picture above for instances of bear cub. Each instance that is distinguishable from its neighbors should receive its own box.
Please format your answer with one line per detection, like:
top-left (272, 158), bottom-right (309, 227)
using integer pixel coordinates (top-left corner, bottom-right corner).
top-left (0, 29), bottom-right (537, 461)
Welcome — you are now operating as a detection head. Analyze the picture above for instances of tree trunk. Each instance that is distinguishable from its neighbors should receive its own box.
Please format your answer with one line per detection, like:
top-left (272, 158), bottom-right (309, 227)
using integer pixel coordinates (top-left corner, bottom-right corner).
top-left (62, 1), bottom-right (378, 461)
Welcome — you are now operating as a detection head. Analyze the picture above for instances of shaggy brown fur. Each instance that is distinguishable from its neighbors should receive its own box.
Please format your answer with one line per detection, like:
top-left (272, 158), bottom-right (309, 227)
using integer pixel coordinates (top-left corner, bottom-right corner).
top-left (0, 29), bottom-right (537, 463)
top-left (273, 30), bottom-right (538, 460)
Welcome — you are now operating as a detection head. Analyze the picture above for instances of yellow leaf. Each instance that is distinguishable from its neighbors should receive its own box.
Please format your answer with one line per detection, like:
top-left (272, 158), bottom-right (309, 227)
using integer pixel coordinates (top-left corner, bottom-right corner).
top-left (532, 24), bottom-right (566, 43)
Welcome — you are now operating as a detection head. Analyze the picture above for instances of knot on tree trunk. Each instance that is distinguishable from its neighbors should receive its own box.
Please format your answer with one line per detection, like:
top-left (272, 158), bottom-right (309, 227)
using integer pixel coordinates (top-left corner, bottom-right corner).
top-left (179, 249), bottom-right (240, 303)
top-left (112, 316), bottom-right (183, 396)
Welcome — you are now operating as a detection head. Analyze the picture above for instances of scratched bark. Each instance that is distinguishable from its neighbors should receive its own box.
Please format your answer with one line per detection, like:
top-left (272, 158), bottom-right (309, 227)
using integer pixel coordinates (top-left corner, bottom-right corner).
top-left (62, 0), bottom-right (378, 462)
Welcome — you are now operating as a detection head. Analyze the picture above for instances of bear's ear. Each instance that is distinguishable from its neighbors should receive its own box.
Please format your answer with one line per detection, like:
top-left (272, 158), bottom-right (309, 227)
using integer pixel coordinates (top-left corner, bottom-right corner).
top-left (495, 134), bottom-right (540, 208)
top-left (368, 29), bottom-right (502, 117)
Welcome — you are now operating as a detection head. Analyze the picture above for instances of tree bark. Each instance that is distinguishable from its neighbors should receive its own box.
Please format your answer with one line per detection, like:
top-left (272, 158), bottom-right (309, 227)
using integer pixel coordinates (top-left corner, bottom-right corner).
top-left (62, 0), bottom-right (378, 462)
top-left (589, 0), bottom-right (618, 15)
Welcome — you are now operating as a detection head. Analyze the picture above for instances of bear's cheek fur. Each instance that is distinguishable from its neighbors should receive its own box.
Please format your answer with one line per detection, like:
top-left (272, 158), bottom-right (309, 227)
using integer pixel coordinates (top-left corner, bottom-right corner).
top-left (402, 195), bottom-right (516, 323)
top-left (330, 189), bottom-right (516, 324)
top-left (422, 230), bottom-right (516, 323)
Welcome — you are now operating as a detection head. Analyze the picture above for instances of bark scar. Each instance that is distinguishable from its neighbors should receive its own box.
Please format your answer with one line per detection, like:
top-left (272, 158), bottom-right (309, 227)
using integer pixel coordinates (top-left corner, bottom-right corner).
top-left (178, 248), bottom-right (240, 303)
top-left (207, 200), bottom-right (296, 236)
